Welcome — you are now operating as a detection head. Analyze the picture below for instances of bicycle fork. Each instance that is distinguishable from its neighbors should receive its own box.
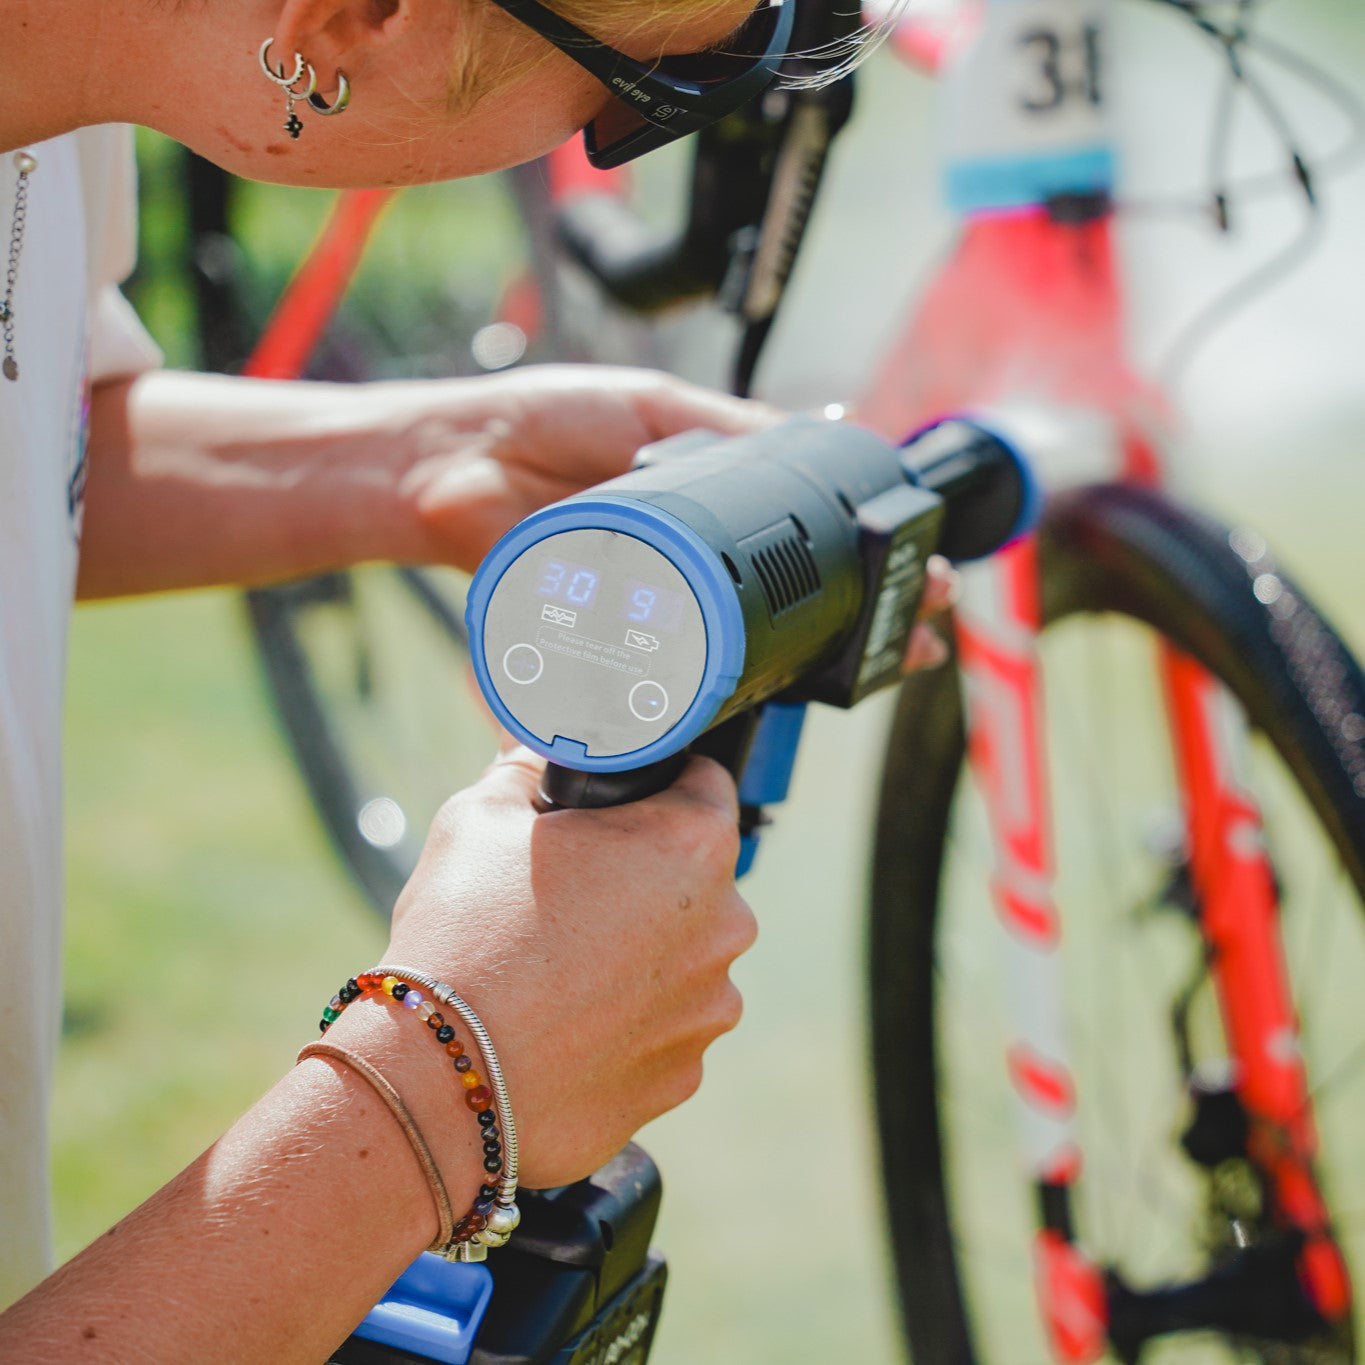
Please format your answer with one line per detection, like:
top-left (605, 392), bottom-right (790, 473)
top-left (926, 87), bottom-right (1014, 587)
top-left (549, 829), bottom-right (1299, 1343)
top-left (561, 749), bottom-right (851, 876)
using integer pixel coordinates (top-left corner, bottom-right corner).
top-left (954, 538), bottom-right (1351, 1362)
top-left (1160, 648), bottom-right (1351, 1328)
top-left (955, 537), bottom-right (1106, 1364)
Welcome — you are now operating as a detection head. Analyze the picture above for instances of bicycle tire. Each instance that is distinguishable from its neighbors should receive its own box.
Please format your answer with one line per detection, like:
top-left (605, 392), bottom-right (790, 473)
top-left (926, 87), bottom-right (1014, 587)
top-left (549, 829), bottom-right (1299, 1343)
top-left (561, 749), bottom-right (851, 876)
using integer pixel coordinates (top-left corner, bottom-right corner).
top-left (237, 170), bottom-right (674, 917)
top-left (871, 482), bottom-right (1365, 1363)
top-left (246, 567), bottom-right (487, 912)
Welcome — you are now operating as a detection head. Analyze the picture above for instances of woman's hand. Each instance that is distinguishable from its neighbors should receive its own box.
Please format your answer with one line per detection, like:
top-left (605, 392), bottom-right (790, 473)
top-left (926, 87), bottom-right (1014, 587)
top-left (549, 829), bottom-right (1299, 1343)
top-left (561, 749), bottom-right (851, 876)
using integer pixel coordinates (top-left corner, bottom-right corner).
top-left (79, 366), bottom-right (780, 597)
top-left (402, 365), bottom-right (781, 572)
top-left (382, 746), bottom-right (757, 1189)
top-left (904, 554), bottom-right (961, 671)
top-left (0, 747), bottom-right (752, 1362)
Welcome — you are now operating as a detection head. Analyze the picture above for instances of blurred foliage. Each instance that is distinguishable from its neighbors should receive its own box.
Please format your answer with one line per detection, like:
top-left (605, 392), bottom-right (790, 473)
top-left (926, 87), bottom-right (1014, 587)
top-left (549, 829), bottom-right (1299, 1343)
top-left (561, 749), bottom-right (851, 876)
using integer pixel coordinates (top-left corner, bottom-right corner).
top-left (127, 128), bottom-right (534, 377)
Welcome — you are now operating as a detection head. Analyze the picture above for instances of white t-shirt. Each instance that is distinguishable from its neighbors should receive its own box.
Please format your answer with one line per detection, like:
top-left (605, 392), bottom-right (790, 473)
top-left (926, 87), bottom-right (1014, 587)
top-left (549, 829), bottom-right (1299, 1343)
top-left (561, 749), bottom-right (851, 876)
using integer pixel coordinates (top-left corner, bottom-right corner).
top-left (0, 125), bottom-right (160, 1307)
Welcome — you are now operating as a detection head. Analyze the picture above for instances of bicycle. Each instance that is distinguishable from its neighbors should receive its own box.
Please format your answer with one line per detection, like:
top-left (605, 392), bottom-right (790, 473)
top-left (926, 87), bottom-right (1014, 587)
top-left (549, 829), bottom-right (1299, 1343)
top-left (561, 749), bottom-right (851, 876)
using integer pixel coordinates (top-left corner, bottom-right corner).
top-left (855, 3), bottom-right (1365, 1361)
top-left (150, 1), bottom-right (1365, 1360)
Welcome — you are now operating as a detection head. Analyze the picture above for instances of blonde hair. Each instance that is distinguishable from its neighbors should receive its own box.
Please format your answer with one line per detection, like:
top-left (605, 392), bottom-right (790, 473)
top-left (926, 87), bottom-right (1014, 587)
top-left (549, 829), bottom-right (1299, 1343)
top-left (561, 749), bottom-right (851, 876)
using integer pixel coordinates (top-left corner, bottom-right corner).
top-left (447, 0), bottom-right (750, 114)
top-left (448, 0), bottom-right (916, 114)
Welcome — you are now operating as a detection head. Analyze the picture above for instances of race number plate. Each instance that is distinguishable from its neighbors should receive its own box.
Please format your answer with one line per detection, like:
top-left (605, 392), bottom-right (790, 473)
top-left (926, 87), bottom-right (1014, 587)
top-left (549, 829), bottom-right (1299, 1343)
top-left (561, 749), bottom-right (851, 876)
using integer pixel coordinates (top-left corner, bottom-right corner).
top-left (937, 0), bottom-right (1113, 211)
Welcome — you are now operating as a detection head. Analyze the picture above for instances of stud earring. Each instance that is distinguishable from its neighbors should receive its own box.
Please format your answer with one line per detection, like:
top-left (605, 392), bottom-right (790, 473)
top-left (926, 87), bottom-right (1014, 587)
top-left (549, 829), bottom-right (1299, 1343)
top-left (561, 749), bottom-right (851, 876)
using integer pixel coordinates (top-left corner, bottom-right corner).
top-left (258, 37), bottom-right (318, 139)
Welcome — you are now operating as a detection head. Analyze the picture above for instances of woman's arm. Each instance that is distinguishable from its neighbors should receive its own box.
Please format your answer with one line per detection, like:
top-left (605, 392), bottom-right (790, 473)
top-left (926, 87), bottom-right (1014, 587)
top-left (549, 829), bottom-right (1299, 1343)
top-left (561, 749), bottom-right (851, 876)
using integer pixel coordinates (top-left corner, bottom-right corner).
top-left (76, 366), bottom-right (779, 599)
top-left (0, 752), bottom-right (753, 1361)
top-left (0, 1013), bottom-right (476, 1363)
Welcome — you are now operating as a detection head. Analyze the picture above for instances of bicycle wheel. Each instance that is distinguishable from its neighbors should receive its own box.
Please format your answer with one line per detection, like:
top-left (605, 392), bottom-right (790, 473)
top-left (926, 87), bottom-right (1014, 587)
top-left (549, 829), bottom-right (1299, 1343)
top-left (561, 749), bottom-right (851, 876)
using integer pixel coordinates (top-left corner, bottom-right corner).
top-left (246, 567), bottom-right (498, 912)
top-left (232, 165), bottom-right (671, 915)
top-left (871, 482), bottom-right (1365, 1363)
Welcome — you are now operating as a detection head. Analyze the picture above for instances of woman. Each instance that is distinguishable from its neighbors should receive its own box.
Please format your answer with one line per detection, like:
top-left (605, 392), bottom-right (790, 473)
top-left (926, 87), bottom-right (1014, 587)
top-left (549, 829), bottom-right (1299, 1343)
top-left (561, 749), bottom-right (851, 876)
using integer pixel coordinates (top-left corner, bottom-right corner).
top-left (0, 0), bottom-right (933, 1357)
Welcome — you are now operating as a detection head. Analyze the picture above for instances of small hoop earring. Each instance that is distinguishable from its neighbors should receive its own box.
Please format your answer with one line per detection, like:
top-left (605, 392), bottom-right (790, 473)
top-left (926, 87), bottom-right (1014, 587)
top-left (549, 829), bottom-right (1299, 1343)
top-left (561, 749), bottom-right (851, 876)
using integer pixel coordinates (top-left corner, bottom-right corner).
top-left (258, 37), bottom-right (318, 140)
top-left (257, 38), bottom-right (317, 95)
top-left (307, 71), bottom-right (351, 117)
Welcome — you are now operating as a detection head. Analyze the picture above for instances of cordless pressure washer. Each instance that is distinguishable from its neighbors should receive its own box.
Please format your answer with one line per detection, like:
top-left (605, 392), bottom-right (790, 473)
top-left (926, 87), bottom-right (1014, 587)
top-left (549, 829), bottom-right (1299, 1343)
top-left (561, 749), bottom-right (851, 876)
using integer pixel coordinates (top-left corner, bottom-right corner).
top-left (332, 415), bottom-right (1034, 1365)
top-left (465, 414), bottom-right (1035, 866)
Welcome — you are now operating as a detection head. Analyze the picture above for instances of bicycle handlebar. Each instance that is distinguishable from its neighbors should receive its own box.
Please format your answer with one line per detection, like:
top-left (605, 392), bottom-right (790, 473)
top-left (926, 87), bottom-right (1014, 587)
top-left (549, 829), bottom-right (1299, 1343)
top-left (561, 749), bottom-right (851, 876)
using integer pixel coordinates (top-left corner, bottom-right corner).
top-left (554, 186), bottom-right (729, 315)
top-left (553, 4), bottom-right (858, 391)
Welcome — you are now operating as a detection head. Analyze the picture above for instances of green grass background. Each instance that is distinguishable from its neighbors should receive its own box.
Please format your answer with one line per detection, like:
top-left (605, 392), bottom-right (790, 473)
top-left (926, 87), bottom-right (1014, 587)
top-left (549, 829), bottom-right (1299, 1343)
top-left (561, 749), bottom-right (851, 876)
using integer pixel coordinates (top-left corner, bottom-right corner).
top-left (56, 10), bottom-right (1365, 1363)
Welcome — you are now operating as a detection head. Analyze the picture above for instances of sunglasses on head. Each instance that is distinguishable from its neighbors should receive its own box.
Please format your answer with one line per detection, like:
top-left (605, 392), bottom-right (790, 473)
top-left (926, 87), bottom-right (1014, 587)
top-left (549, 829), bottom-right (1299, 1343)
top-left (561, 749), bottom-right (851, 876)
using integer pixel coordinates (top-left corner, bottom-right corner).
top-left (486, 0), bottom-right (794, 169)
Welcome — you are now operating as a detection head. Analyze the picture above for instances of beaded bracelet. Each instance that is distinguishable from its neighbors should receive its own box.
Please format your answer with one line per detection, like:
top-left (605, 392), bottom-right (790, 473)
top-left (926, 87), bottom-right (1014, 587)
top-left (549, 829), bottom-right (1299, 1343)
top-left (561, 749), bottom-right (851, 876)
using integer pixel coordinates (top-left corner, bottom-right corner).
top-left (314, 967), bottom-right (520, 1262)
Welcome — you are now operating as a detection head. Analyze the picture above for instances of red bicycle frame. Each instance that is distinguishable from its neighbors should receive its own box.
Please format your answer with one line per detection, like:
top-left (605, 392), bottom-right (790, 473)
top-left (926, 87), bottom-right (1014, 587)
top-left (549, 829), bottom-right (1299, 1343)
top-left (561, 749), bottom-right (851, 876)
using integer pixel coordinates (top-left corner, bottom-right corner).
top-left (861, 2), bottom-right (1351, 1355)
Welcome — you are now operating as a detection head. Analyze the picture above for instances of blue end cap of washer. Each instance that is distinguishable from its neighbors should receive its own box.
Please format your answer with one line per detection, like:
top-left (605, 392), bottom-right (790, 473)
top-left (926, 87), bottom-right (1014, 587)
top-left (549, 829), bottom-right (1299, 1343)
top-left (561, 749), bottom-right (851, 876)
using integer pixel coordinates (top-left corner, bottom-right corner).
top-left (351, 1254), bottom-right (493, 1364)
top-left (985, 422), bottom-right (1043, 549)
top-left (901, 416), bottom-right (1042, 556)
top-left (466, 495), bottom-right (746, 773)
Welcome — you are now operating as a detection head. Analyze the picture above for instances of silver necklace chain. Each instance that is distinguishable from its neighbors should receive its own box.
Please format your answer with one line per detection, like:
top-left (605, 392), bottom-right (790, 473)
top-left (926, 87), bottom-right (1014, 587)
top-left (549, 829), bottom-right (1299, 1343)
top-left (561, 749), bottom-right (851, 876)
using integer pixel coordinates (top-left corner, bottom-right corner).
top-left (1, 150), bottom-right (37, 382)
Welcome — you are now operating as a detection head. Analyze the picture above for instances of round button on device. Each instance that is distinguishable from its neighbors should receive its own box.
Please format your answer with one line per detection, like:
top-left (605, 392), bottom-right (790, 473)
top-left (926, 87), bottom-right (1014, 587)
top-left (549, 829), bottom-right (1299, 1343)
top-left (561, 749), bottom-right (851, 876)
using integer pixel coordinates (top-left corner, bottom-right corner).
top-left (502, 644), bottom-right (544, 685)
top-left (628, 680), bottom-right (669, 724)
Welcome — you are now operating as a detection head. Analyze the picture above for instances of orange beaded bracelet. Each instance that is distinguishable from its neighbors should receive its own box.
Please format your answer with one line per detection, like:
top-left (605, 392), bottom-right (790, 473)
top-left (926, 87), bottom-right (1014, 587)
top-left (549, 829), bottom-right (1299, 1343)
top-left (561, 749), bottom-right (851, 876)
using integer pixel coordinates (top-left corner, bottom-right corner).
top-left (315, 969), bottom-right (519, 1261)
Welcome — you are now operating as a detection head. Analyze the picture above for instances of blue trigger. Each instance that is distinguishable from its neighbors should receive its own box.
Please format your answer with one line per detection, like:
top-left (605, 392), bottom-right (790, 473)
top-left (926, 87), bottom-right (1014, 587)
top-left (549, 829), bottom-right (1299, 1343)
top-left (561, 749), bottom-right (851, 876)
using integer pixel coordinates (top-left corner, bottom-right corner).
top-left (736, 834), bottom-right (761, 880)
top-left (734, 703), bottom-right (808, 877)
top-left (738, 703), bottom-right (808, 806)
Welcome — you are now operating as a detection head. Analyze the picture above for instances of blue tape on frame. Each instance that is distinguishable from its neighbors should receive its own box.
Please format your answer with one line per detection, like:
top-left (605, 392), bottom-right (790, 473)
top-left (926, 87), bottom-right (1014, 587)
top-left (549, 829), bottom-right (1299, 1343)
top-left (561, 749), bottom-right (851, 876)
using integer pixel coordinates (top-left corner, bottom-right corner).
top-left (945, 146), bottom-right (1116, 213)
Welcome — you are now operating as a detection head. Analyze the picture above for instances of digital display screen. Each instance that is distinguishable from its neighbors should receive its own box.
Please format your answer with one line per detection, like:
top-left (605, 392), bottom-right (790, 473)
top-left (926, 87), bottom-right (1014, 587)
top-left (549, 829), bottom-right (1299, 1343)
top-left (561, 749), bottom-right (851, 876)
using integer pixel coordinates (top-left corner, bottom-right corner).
top-left (535, 557), bottom-right (601, 608)
top-left (534, 556), bottom-right (688, 634)
top-left (623, 580), bottom-right (686, 633)
top-left (482, 524), bottom-right (711, 760)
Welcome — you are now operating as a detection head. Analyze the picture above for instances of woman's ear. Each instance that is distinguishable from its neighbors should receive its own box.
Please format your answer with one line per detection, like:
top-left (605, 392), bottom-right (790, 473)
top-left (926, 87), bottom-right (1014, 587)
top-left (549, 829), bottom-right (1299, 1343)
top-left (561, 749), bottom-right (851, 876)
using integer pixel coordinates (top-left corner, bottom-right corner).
top-left (270, 0), bottom-right (406, 88)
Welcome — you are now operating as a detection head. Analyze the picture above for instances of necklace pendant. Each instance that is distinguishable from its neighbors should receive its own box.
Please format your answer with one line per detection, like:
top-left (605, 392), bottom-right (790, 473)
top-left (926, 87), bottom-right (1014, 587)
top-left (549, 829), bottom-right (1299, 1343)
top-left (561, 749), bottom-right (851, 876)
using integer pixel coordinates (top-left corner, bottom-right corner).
top-left (285, 111), bottom-right (304, 139)
top-left (3, 147), bottom-right (34, 385)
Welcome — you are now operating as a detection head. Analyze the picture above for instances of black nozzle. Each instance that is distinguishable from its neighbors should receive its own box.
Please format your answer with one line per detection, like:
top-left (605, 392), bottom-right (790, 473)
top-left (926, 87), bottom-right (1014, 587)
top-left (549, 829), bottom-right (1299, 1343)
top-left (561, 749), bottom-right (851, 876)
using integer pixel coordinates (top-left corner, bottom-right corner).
top-left (901, 419), bottom-right (1037, 561)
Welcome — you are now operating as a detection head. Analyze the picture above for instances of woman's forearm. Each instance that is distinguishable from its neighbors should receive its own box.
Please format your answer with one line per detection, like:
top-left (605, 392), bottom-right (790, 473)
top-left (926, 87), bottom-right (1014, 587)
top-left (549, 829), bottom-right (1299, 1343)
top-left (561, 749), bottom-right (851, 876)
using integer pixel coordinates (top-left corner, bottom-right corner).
top-left (75, 364), bottom-right (780, 601)
top-left (76, 370), bottom-right (476, 599)
top-left (0, 999), bottom-right (487, 1362)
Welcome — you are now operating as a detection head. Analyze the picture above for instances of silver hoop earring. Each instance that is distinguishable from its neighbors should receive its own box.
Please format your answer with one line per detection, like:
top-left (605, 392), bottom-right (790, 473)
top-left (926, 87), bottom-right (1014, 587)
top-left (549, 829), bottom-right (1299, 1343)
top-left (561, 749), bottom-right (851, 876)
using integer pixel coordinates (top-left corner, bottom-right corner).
top-left (258, 37), bottom-right (318, 139)
top-left (307, 71), bottom-right (351, 117)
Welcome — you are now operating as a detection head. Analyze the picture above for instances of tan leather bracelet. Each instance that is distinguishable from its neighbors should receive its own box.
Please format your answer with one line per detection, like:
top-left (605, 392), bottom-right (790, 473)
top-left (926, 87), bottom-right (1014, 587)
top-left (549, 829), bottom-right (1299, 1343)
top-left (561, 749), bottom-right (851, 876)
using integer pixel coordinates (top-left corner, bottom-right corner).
top-left (297, 1039), bottom-right (456, 1253)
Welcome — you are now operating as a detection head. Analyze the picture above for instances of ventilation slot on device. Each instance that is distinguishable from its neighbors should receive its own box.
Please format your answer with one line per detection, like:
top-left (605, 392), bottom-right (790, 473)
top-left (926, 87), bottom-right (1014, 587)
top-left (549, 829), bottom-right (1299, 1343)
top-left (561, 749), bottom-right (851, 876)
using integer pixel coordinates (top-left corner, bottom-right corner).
top-left (741, 520), bottom-right (821, 618)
